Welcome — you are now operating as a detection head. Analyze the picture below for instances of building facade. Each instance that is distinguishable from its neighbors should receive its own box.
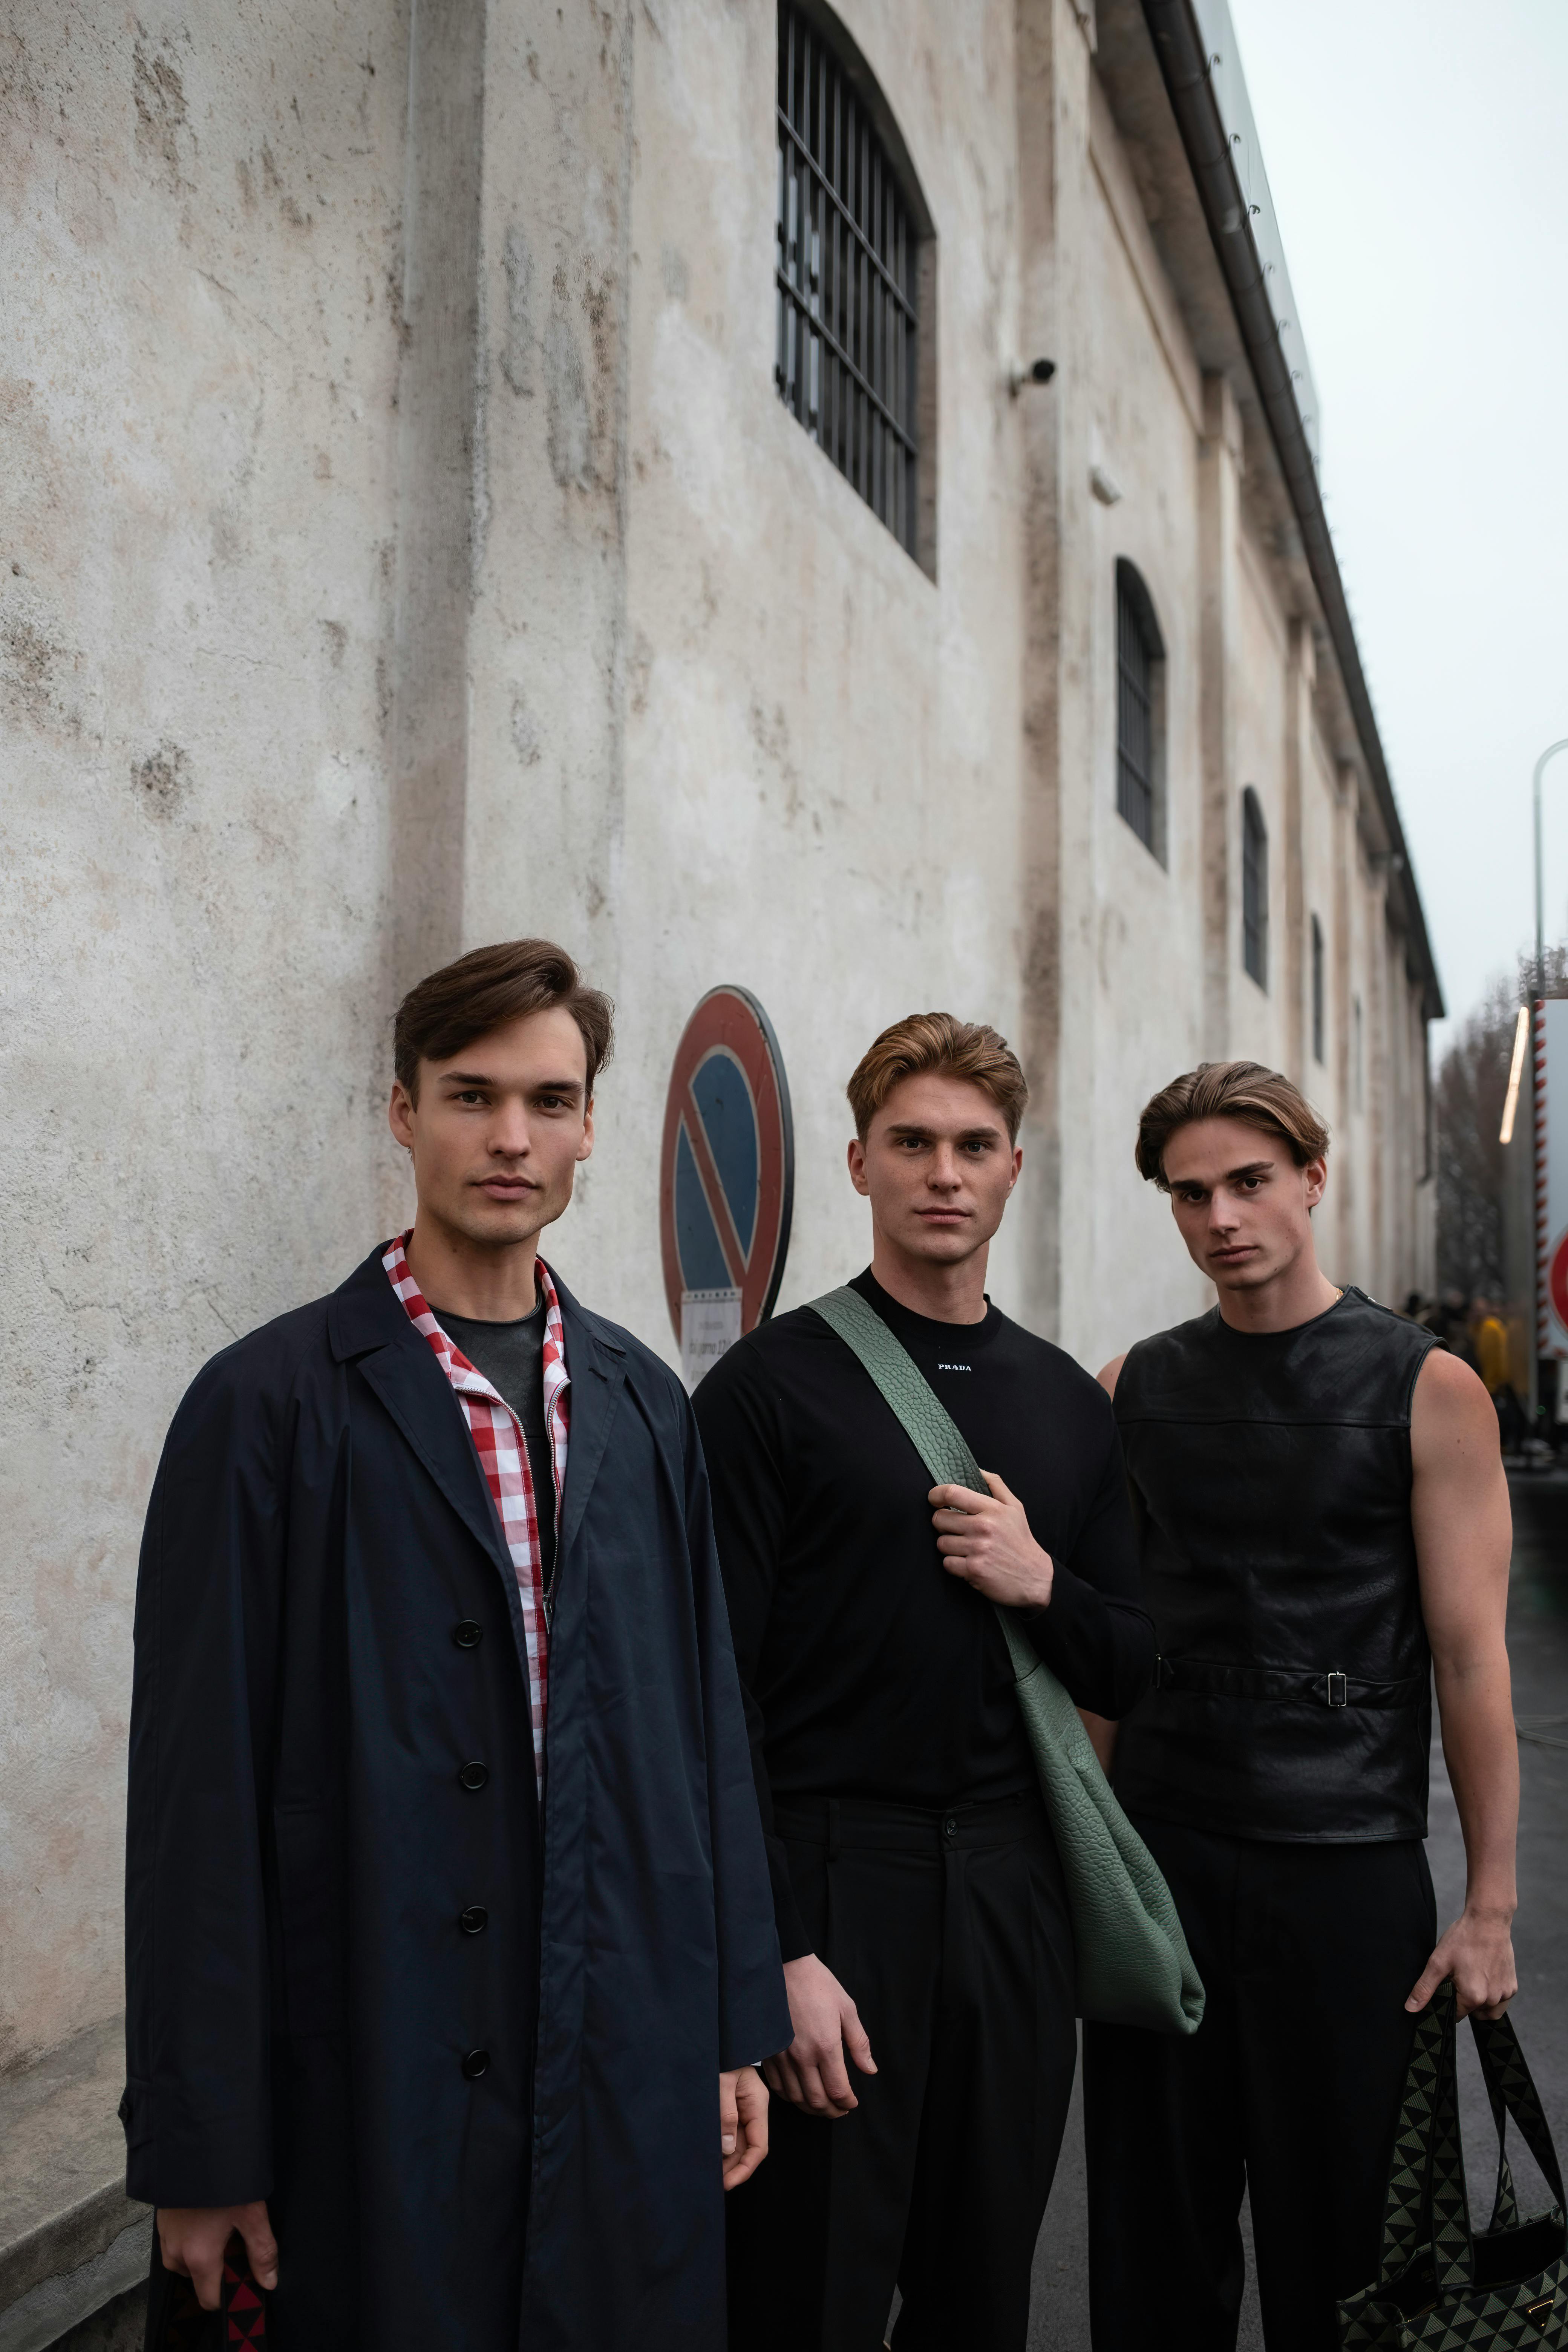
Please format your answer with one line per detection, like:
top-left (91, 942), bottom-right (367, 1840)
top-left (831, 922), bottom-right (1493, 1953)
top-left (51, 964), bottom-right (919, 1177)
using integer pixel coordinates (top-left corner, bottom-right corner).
top-left (0, 0), bottom-right (1439, 2309)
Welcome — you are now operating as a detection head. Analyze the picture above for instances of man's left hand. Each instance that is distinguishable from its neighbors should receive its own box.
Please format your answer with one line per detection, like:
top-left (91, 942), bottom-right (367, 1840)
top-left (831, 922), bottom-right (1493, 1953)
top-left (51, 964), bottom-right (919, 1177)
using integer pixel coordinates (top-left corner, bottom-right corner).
top-left (929, 1473), bottom-right (1054, 1609)
top-left (1406, 1908), bottom-right (1518, 2019)
top-left (720, 2066), bottom-right (770, 2190)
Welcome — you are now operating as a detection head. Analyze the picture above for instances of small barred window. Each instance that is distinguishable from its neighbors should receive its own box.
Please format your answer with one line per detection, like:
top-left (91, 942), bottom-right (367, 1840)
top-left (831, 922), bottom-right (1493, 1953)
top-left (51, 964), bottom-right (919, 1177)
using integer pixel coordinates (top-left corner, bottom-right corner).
top-left (1115, 562), bottom-right (1165, 859)
top-left (776, 3), bottom-right (925, 560)
top-left (1242, 788), bottom-right (1269, 989)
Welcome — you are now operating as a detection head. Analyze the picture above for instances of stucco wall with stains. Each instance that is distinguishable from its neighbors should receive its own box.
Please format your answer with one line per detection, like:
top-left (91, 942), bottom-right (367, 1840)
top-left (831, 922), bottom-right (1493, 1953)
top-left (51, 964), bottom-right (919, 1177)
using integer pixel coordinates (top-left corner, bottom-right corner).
top-left (1, 0), bottom-right (1433, 2074)
top-left (2, 0), bottom-right (414, 2070)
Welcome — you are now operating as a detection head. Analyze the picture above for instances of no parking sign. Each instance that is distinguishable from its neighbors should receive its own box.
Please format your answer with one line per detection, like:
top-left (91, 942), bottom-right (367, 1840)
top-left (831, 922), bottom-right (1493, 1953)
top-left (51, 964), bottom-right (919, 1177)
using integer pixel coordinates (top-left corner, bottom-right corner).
top-left (659, 987), bottom-right (794, 1388)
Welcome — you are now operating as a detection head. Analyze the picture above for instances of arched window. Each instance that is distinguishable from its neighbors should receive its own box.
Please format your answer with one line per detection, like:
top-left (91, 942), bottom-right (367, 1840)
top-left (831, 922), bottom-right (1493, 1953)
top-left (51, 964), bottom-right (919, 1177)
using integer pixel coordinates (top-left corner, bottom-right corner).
top-left (775, 2), bottom-right (934, 569)
top-left (1115, 561), bottom-right (1165, 860)
top-left (1311, 914), bottom-right (1325, 1063)
top-left (1242, 788), bottom-right (1268, 987)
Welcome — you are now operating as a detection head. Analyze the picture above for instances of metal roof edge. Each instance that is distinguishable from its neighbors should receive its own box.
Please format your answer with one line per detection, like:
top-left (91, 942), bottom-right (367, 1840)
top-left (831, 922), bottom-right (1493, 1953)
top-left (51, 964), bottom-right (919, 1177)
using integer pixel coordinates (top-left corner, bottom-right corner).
top-left (1140, 0), bottom-right (1445, 1020)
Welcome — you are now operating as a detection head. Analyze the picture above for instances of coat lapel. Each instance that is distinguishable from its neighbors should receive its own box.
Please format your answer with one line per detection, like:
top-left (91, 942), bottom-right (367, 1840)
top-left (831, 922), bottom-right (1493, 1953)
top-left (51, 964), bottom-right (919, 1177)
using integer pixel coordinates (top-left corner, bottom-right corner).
top-left (550, 1270), bottom-right (628, 1564)
top-left (327, 1246), bottom-right (514, 1588)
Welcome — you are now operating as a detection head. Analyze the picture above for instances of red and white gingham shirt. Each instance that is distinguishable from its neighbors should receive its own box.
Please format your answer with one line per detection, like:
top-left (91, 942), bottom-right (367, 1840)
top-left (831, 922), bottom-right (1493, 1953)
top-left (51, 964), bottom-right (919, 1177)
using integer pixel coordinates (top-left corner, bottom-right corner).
top-left (383, 1233), bottom-right (570, 1790)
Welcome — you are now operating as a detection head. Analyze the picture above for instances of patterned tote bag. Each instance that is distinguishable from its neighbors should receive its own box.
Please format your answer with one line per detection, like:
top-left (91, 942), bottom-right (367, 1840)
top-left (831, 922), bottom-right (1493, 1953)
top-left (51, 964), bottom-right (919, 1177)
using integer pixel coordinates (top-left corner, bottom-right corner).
top-left (1338, 1982), bottom-right (1566, 2349)
top-left (144, 2230), bottom-right (267, 2349)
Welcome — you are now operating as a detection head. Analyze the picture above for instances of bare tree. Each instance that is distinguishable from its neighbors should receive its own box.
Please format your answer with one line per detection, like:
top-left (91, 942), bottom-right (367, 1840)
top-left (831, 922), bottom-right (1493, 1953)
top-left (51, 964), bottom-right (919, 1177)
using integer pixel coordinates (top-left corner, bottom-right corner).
top-left (1435, 947), bottom-right (1568, 1300)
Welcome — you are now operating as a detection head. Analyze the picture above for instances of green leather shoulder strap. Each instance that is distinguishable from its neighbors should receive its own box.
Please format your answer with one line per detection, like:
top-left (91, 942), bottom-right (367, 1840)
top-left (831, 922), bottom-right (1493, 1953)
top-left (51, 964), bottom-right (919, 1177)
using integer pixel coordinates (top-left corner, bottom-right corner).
top-left (804, 1285), bottom-right (1040, 1675)
top-left (808, 1283), bottom-right (989, 1496)
top-left (804, 1282), bottom-right (1205, 2038)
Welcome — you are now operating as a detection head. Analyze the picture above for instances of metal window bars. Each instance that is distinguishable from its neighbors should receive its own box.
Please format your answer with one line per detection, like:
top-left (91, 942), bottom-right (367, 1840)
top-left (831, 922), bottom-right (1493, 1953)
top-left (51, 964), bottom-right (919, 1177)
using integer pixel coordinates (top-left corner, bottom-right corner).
top-left (775, 5), bottom-right (919, 553)
top-left (1116, 579), bottom-right (1156, 850)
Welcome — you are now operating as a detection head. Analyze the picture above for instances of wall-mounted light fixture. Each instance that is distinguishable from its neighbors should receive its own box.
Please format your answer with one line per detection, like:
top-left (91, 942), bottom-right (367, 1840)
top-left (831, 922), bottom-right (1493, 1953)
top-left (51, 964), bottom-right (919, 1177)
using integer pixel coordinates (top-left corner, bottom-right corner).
top-left (1009, 357), bottom-right (1057, 397)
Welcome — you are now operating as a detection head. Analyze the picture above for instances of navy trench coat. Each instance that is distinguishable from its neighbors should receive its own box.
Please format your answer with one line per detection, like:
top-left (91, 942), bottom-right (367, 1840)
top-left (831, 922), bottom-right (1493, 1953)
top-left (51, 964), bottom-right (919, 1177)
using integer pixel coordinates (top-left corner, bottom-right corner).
top-left (123, 1244), bottom-right (789, 2350)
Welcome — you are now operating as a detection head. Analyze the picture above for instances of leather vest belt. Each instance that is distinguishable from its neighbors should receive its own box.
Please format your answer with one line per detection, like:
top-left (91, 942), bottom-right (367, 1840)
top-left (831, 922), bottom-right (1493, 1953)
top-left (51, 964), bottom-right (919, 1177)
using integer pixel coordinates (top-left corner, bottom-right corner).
top-left (1112, 1286), bottom-right (1439, 1841)
top-left (1153, 1655), bottom-right (1427, 1710)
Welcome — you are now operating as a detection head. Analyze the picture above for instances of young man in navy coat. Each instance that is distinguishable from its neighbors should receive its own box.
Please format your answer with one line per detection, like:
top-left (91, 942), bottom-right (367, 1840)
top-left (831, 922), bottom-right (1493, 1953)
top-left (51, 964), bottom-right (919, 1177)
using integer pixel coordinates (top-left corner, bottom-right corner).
top-left (123, 938), bottom-right (789, 2351)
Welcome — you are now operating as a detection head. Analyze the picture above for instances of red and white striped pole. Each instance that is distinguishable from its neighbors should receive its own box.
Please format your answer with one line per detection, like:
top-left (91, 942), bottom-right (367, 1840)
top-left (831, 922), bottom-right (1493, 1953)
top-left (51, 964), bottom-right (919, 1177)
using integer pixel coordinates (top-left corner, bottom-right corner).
top-left (1534, 1002), bottom-right (1549, 1392)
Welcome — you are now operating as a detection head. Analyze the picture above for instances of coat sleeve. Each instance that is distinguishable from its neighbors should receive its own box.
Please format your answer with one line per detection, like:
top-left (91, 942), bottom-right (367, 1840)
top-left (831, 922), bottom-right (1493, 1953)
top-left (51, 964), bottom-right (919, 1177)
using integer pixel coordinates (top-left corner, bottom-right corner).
top-left (123, 1346), bottom-right (286, 2207)
top-left (687, 1338), bottom-right (812, 1962)
top-left (682, 1400), bottom-right (793, 2069)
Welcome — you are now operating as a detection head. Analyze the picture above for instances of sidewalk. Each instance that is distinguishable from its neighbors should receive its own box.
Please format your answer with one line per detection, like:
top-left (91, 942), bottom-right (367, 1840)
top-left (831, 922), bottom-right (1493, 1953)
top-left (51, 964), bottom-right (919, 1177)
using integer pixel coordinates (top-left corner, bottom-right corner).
top-left (1027, 1469), bottom-right (1568, 2348)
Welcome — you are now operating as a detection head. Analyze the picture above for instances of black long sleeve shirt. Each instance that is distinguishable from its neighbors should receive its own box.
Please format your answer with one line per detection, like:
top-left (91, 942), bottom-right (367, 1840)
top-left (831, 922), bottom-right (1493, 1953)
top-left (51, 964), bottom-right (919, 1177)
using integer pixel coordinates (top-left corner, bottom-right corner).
top-left (691, 1268), bottom-right (1155, 1958)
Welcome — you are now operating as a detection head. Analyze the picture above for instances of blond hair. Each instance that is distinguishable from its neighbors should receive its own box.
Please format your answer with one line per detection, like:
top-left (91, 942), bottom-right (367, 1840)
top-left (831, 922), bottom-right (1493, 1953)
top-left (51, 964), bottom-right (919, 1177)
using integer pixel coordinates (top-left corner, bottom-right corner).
top-left (847, 1012), bottom-right (1029, 1142)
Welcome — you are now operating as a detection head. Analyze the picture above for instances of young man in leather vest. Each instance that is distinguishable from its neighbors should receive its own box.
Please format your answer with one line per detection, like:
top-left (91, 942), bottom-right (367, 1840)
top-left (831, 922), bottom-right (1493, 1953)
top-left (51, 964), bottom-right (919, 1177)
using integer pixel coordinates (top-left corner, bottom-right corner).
top-left (123, 939), bottom-right (788, 2351)
top-left (1085, 1060), bottom-right (1517, 2352)
top-left (693, 1013), bottom-right (1156, 2352)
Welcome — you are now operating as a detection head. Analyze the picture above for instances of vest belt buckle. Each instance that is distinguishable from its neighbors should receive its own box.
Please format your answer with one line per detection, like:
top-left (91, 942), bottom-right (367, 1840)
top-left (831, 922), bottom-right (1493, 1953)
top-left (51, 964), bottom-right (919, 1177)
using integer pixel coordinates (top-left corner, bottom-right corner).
top-left (1325, 1670), bottom-right (1348, 1709)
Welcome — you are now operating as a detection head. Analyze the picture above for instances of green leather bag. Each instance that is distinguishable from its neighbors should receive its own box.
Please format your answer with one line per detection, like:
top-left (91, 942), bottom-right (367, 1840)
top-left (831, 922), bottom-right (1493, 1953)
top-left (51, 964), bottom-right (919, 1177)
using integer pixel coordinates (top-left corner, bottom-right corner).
top-left (806, 1286), bottom-right (1204, 2036)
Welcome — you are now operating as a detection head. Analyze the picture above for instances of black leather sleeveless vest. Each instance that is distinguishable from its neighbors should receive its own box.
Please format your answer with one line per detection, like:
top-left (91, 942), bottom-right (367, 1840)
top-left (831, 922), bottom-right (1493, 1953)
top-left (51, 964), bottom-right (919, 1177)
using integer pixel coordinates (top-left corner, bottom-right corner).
top-left (1113, 1288), bottom-right (1437, 1841)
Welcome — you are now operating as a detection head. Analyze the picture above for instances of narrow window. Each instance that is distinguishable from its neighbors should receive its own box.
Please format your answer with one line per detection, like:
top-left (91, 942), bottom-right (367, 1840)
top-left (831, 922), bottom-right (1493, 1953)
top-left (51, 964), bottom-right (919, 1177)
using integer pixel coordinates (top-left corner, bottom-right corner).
top-left (1242, 788), bottom-right (1268, 988)
top-left (1353, 995), bottom-right (1365, 1110)
top-left (775, 2), bottom-right (933, 567)
top-left (1115, 561), bottom-right (1165, 860)
top-left (1311, 914), bottom-right (1325, 1063)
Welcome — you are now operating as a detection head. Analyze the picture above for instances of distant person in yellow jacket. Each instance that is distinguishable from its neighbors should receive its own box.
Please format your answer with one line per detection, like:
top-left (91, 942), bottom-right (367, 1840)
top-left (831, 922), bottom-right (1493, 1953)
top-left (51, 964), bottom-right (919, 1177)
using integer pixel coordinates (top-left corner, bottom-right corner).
top-left (1471, 1297), bottom-right (1511, 1396)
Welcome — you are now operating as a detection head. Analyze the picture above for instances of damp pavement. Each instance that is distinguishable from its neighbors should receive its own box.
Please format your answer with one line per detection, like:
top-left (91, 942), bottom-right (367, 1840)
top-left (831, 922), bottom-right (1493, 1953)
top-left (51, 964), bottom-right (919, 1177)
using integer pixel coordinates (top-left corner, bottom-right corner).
top-left (1025, 1469), bottom-right (1568, 2350)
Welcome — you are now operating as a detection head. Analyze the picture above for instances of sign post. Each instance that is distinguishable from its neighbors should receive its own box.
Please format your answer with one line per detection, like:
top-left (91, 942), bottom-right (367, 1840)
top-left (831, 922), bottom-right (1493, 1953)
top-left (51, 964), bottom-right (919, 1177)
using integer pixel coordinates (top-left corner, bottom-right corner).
top-left (659, 986), bottom-right (794, 1389)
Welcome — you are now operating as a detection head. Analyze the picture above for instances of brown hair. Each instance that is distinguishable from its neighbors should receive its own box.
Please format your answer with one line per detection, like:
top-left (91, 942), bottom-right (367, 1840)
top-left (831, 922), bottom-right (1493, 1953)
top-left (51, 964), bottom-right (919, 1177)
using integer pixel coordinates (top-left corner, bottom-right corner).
top-left (847, 1012), bottom-right (1029, 1142)
top-left (393, 939), bottom-right (614, 1100)
top-left (1135, 1060), bottom-right (1329, 1190)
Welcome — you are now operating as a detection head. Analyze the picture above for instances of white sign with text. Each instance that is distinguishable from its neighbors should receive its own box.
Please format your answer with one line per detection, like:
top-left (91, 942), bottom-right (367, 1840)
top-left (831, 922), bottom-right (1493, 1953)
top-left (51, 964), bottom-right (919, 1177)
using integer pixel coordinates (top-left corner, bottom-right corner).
top-left (681, 1288), bottom-right (742, 1392)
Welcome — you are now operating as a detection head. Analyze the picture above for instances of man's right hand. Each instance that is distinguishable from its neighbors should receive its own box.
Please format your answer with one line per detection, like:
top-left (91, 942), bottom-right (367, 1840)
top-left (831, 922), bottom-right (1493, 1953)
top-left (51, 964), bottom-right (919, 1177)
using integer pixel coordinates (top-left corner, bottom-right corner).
top-left (157, 2203), bottom-right (278, 2310)
top-left (762, 1953), bottom-right (877, 2116)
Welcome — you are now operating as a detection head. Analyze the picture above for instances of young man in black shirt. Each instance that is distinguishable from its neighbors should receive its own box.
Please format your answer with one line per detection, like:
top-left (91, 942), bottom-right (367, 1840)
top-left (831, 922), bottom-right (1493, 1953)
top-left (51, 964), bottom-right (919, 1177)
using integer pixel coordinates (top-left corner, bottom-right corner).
top-left (694, 1012), bottom-right (1156, 2352)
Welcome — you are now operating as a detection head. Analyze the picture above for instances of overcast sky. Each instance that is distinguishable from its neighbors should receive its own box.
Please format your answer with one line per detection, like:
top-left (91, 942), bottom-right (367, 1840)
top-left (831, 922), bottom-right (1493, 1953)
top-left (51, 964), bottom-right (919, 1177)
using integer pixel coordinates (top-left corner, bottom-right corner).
top-left (1223, 0), bottom-right (1568, 1052)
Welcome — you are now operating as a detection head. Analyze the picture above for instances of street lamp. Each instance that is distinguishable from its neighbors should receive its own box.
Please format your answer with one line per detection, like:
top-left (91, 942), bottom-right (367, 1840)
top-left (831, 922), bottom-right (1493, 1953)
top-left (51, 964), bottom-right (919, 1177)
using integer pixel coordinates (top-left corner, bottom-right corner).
top-left (1533, 738), bottom-right (1568, 1003)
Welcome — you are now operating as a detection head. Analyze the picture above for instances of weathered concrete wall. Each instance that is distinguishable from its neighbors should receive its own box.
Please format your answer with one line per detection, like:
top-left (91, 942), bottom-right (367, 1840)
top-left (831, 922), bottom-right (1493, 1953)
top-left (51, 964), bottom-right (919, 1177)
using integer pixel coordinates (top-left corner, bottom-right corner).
top-left (608, 0), bottom-right (1035, 1346)
top-left (1, 0), bottom-right (413, 2069)
top-left (0, 0), bottom-right (1436, 2077)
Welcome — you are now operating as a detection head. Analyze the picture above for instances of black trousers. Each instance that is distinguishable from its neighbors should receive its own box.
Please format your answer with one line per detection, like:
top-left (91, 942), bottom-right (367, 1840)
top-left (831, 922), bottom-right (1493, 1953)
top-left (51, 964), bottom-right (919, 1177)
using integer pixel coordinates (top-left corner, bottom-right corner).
top-left (726, 1793), bottom-right (1076, 2352)
top-left (1084, 1818), bottom-right (1437, 2352)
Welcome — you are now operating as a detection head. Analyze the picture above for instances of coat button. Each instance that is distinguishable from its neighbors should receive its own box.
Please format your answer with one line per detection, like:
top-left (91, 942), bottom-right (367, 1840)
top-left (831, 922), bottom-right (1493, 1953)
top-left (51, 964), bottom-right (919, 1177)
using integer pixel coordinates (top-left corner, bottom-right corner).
top-left (459, 1906), bottom-right (488, 1936)
top-left (461, 2048), bottom-right (490, 2081)
top-left (452, 1620), bottom-right (483, 1649)
top-left (457, 1761), bottom-right (489, 1792)
top-left (943, 1818), bottom-right (958, 1838)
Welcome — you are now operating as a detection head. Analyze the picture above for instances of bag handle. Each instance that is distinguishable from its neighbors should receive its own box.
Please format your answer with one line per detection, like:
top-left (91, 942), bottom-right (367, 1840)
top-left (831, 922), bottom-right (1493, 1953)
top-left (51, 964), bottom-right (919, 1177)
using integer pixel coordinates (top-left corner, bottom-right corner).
top-left (1471, 2010), bottom-right (1565, 2230)
top-left (1370, 1988), bottom-right (1568, 2298)
top-left (1371, 1983), bottom-right (1475, 2294)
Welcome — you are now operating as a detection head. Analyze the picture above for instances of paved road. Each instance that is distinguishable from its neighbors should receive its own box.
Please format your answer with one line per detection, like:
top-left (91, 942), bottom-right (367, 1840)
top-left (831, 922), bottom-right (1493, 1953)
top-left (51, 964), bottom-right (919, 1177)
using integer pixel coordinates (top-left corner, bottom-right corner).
top-left (1026, 1470), bottom-right (1568, 2350)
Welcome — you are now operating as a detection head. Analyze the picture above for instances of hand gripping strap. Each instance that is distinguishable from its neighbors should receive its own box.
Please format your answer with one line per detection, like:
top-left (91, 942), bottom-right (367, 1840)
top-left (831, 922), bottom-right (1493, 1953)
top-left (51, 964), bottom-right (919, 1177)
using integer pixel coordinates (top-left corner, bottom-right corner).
top-left (804, 1285), bottom-right (1205, 2037)
top-left (804, 1290), bottom-right (1054, 1706)
top-left (1370, 1984), bottom-right (1477, 2300)
top-left (1373, 1986), bottom-right (1462, 2288)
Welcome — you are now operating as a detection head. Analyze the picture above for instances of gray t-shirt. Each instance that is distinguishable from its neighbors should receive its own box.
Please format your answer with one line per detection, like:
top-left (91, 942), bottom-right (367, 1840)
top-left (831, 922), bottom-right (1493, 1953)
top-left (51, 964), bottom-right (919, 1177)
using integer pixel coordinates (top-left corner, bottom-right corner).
top-left (435, 1293), bottom-right (557, 1587)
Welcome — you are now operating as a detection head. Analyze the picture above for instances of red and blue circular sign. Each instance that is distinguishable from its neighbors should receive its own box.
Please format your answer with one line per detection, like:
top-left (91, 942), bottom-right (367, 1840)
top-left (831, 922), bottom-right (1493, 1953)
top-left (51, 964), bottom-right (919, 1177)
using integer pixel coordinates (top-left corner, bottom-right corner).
top-left (660, 986), bottom-right (794, 1355)
top-left (1548, 1229), bottom-right (1568, 1339)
